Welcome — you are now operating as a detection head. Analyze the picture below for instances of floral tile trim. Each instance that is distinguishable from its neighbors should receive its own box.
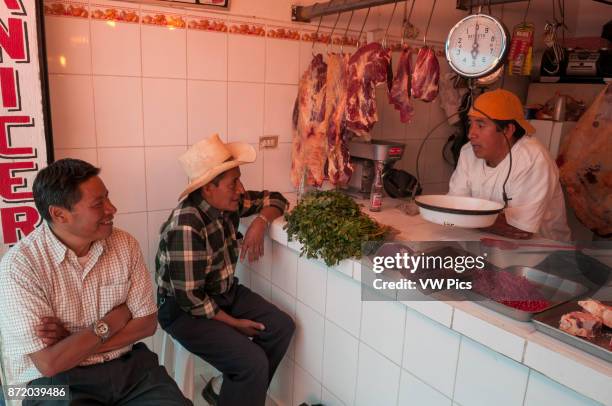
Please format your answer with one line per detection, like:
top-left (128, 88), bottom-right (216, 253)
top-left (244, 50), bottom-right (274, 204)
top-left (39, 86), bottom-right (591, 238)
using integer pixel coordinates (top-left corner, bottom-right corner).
top-left (187, 17), bottom-right (227, 32)
top-left (267, 26), bottom-right (300, 40)
top-left (228, 22), bottom-right (265, 37)
top-left (90, 4), bottom-right (138, 23)
top-left (44, 1), bottom-right (88, 18)
top-left (331, 35), bottom-right (359, 46)
top-left (301, 31), bottom-right (333, 44)
top-left (141, 11), bottom-right (186, 28)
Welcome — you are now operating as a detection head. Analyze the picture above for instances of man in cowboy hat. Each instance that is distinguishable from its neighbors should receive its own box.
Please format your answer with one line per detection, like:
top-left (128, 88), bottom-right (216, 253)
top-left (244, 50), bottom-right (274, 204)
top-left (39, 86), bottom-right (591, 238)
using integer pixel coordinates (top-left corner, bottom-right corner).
top-left (448, 89), bottom-right (570, 241)
top-left (155, 134), bottom-right (295, 406)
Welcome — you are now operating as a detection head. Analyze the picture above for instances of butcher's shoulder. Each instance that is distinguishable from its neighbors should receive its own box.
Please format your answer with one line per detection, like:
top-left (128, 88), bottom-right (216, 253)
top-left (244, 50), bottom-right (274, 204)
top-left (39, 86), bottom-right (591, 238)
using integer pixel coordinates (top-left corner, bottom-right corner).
top-left (515, 137), bottom-right (555, 165)
top-left (513, 136), bottom-right (559, 176)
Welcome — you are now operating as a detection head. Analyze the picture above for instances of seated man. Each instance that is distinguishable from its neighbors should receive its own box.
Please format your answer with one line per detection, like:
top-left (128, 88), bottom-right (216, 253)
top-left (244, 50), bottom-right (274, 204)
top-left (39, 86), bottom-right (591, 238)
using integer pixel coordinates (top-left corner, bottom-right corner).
top-left (0, 159), bottom-right (190, 406)
top-left (156, 134), bottom-right (295, 406)
top-left (449, 89), bottom-right (571, 241)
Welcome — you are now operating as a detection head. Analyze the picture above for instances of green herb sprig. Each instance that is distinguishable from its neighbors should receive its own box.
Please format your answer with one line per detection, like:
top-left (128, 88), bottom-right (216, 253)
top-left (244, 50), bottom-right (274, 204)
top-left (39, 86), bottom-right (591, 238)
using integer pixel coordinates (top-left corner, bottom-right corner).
top-left (283, 190), bottom-right (389, 266)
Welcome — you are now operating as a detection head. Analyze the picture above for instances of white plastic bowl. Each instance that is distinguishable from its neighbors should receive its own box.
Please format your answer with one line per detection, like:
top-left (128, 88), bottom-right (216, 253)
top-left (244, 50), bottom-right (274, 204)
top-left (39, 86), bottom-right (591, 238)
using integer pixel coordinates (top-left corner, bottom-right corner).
top-left (415, 195), bottom-right (504, 228)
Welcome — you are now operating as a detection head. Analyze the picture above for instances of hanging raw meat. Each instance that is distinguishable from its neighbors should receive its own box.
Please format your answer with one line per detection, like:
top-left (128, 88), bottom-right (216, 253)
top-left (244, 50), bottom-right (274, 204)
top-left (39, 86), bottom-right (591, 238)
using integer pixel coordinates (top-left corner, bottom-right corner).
top-left (345, 42), bottom-right (391, 137)
top-left (558, 84), bottom-right (612, 237)
top-left (324, 53), bottom-right (353, 185)
top-left (388, 47), bottom-right (414, 123)
top-left (411, 46), bottom-right (440, 102)
top-left (291, 54), bottom-right (328, 187)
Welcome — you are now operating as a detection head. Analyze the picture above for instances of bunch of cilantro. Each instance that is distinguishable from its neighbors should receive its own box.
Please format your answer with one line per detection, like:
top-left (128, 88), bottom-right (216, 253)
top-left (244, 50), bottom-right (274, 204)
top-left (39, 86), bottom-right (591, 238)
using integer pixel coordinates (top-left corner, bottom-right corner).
top-left (284, 190), bottom-right (388, 266)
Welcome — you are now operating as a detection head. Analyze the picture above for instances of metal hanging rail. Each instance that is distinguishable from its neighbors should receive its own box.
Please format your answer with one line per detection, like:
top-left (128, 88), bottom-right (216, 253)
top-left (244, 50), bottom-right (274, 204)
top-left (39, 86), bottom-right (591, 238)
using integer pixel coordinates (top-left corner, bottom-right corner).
top-left (455, 0), bottom-right (527, 10)
top-left (292, 0), bottom-right (402, 22)
top-left (292, 0), bottom-right (530, 22)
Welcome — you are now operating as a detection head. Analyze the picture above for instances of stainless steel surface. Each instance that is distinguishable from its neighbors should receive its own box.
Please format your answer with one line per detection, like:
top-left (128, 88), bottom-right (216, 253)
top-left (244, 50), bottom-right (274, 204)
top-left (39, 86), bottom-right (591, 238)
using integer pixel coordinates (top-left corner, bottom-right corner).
top-left (292, 0), bottom-right (399, 22)
top-left (348, 139), bottom-right (405, 162)
top-left (466, 266), bottom-right (589, 322)
top-left (533, 301), bottom-right (612, 363)
top-left (343, 140), bottom-right (405, 199)
top-left (347, 159), bottom-right (374, 194)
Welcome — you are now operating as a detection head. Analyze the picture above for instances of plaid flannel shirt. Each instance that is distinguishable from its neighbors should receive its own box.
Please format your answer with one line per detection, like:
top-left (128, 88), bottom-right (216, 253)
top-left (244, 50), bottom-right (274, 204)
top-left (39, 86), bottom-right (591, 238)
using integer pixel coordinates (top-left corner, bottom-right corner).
top-left (155, 190), bottom-right (288, 318)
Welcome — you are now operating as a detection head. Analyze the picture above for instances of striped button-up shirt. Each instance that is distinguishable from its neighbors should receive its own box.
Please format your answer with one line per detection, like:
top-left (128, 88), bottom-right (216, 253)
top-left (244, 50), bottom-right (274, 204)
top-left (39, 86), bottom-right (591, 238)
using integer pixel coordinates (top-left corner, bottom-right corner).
top-left (155, 190), bottom-right (288, 318)
top-left (0, 223), bottom-right (157, 385)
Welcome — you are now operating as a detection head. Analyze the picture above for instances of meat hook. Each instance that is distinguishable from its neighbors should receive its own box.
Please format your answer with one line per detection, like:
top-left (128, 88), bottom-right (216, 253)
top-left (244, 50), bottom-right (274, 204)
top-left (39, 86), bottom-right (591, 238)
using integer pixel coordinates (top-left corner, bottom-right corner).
top-left (356, 7), bottom-right (371, 48)
top-left (401, 0), bottom-right (417, 48)
top-left (382, 0), bottom-right (399, 50)
top-left (327, 11), bottom-right (342, 53)
top-left (422, 0), bottom-right (437, 46)
top-left (311, 15), bottom-right (324, 56)
top-left (340, 9), bottom-right (354, 54)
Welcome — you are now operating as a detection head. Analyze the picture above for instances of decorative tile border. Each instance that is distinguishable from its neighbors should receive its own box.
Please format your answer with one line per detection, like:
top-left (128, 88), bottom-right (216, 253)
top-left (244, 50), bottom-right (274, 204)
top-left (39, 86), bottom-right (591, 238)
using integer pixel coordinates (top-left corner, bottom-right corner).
top-left (141, 10), bottom-right (186, 28)
top-left (267, 26), bottom-right (300, 41)
top-left (228, 21), bottom-right (265, 36)
top-left (90, 4), bottom-right (138, 23)
top-left (301, 31), bottom-right (332, 44)
top-left (332, 34), bottom-right (359, 46)
top-left (187, 16), bottom-right (227, 32)
top-left (44, 1), bottom-right (88, 18)
top-left (41, 1), bottom-right (445, 57)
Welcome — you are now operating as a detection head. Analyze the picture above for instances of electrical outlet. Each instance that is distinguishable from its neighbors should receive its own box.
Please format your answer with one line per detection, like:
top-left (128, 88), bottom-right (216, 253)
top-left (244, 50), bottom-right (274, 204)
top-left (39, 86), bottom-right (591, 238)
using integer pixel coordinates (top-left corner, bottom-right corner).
top-left (259, 135), bottom-right (279, 149)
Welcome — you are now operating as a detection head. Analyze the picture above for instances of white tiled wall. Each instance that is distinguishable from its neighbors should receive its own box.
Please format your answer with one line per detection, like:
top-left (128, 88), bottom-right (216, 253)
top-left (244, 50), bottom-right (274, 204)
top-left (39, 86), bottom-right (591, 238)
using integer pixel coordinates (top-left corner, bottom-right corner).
top-left (44, 0), bottom-right (310, 289)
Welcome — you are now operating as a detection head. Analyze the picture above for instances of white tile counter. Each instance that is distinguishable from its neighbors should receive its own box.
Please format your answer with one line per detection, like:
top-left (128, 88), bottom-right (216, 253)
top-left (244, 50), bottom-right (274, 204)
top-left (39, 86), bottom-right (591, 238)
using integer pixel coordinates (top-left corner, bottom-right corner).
top-left (239, 194), bottom-right (611, 406)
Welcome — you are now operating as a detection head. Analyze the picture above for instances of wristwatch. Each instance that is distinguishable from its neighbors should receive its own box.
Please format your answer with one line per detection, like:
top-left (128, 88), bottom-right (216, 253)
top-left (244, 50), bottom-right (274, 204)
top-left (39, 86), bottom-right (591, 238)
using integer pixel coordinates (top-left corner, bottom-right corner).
top-left (92, 320), bottom-right (110, 343)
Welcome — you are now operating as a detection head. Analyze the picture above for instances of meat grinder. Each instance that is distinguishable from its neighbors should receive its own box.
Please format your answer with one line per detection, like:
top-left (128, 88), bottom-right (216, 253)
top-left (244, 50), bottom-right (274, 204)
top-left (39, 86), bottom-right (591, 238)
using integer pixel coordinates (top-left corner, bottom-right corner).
top-left (344, 139), bottom-right (405, 198)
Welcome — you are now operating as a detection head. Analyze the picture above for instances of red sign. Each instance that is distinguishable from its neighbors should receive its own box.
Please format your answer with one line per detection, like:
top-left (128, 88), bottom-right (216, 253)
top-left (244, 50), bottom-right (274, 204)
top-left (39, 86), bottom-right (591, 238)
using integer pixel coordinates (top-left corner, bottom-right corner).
top-left (1, 0), bottom-right (51, 255)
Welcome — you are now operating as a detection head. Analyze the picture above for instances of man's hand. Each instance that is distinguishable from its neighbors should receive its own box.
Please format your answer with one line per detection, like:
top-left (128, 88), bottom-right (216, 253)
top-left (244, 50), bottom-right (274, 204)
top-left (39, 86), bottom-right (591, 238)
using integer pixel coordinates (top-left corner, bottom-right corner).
top-left (36, 317), bottom-right (70, 346)
top-left (234, 318), bottom-right (265, 337)
top-left (240, 217), bottom-right (267, 263)
top-left (481, 212), bottom-right (533, 240)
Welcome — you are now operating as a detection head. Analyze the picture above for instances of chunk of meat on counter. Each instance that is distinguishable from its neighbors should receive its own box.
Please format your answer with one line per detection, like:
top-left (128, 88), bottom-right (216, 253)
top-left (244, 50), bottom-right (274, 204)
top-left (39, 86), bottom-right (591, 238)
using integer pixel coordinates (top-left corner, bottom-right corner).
top-left (411, 46), bottom-right (440, 102)
top-left (578, 299), bottom-right (612, 328)
top-left (325, 53), bottom-right (353, 186)
top-left (388, 47), bottom-right (414, 123)
top-left (346, 42), bottom-right (391, 137)
top-left (558, 84), bottom-right (612, 237)
top-left (559, 311), bottom-right (602, 338)
top-left (291, 54), bottom-right (328, 187)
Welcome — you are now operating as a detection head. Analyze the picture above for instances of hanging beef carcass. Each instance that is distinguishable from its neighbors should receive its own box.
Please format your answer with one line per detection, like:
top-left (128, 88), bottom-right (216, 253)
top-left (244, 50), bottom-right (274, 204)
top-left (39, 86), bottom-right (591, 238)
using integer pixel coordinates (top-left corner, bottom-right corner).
top-left (388, 47), bottom-right (414, 123)
top-left (345, 42), bottom-right (391, 137)
top-left (324, 53), bottom-right (353, 186)
top-left (291, 54), bottom-right (328, 188)
top-left (411, 46), bottom-right (440, 102)
top-left (558, 84), bottom-right (612, 236)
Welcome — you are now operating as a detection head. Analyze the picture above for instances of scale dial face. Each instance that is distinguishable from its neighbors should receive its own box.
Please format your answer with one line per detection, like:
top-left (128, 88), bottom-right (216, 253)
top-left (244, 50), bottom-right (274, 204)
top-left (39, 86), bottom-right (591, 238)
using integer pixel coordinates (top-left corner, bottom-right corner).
top-left (445, 14), bottom-right (508, 78)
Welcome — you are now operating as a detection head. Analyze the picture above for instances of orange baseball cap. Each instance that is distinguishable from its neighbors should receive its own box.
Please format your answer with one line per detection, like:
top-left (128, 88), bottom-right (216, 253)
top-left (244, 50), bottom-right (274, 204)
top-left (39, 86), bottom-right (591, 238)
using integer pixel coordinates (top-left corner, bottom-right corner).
top-left (468, 89), bottom-right (536, 135)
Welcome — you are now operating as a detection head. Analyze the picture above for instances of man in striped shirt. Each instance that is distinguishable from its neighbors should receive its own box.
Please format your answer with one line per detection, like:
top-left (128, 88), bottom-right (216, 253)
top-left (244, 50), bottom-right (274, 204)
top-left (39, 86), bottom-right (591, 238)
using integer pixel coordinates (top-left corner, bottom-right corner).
top-left (156, 134), bottom-right (295, 406)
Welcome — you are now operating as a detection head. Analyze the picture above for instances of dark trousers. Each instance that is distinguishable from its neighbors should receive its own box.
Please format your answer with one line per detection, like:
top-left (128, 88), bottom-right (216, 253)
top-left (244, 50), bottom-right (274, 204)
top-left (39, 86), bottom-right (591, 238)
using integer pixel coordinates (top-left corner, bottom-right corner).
top-left (24, 343), bottom-right (191, 406)
top-left (158, 283), bottom-right (295, 406)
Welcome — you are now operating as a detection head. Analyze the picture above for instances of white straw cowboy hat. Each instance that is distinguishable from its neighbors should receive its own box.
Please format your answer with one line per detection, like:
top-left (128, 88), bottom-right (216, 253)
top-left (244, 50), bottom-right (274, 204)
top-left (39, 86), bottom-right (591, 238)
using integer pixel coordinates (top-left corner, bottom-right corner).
top-left (178, 134), bottom-right (256, 200)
